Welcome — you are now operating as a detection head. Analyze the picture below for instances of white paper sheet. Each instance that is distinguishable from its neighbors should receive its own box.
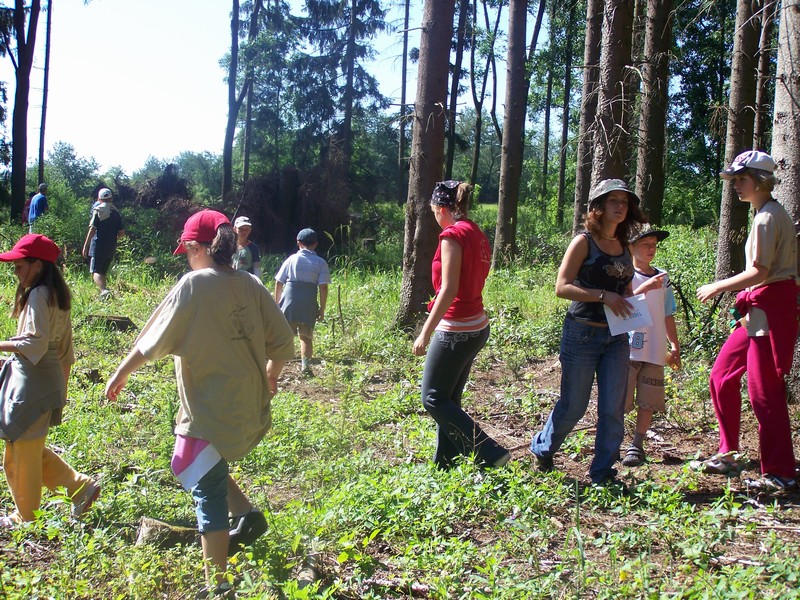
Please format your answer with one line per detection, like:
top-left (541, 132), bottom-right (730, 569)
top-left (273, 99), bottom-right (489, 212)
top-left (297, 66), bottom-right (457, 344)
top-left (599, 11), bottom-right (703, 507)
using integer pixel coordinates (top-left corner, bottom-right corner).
top-left (603, 293), bottom-right (653, 336)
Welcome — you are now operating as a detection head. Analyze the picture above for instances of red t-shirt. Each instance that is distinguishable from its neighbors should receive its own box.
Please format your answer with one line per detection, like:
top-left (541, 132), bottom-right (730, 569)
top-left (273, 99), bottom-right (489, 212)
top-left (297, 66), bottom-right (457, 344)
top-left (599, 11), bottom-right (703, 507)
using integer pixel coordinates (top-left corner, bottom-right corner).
top-left (428, 219), bottom-right (491, 319)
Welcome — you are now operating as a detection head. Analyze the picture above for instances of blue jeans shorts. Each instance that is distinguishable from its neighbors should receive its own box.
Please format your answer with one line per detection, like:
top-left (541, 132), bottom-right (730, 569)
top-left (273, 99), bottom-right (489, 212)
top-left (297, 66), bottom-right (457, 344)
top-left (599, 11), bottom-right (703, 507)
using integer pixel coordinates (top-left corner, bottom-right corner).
top-left (89, 254), bottom-right (113, 275)
top-left (190, 458), bottom-right (229, 533)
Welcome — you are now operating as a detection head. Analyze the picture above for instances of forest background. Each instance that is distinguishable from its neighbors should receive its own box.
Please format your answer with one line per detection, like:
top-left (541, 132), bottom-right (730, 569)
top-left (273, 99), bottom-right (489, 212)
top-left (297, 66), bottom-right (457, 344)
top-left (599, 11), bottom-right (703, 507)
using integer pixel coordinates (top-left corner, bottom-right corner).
top-left (0, 0), bottom-right (796, 597)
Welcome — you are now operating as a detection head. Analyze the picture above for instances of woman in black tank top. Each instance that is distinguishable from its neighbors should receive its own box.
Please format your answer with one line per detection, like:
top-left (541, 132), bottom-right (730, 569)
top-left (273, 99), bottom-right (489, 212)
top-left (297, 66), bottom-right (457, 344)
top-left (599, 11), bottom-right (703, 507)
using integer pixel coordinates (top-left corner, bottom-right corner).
top-left (530, 179), bottom-right (647, 485)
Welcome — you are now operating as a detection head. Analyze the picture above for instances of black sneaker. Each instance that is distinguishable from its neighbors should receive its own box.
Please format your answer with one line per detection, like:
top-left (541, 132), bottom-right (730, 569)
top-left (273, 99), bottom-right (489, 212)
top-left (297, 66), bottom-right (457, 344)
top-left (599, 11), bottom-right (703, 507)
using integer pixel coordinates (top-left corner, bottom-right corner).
top-left (490, 451), bottom-right (512, 468)
top-left (534, 454), bottom-right (554, 473)
top-left (228, 509), bottom-right (268, 556)
top-left (195, 581), bottom-right (235, 599)
top-left (591, 474), bottom-right (629, 493)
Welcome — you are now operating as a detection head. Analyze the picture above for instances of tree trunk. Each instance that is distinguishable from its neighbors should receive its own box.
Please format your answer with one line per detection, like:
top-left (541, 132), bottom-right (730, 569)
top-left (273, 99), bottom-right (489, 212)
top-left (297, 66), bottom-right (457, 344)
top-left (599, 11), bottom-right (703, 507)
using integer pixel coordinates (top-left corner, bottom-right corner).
top-left (244, 81), bottom-right (253, 181)
top-left (591, 0), bottom-right (635, 184)
top-left (772, 0), bottom-right (800, 401)
top-left (572, 0), bottom-right (602, 235)
top-left (635, 0), bottom-right (673, 225)
top-left (445, 0), bottom-right (470, 179)
top-left (716, 0), bottom-right (759, 280)
top-left (10, 0), bottom-right (42, 220)
top-left (38, 0), bottom-right (52, 186)
top-left (541, 68), bottom-right (553, 222)
top-left (396, 0), bottom-right (456, 329)
top-left (222, 0), bottom-right (261, 199)
top-left (753, 0), bottom-right (777, 151)
top-left (556, 1), bottom-right (576, 230)
top-left (469, 0), bottom-right (502, 185)
top-left (397, 0), bottom-right (410, 205)
top-left (772, 0), bottom-right (800, 218)
top-left (492, 0), bottom-right (527, 267)
top-left (222, 0), bottom-right (241, 200)
top-left (524, 0), bottom-right (548, 91)
top-left (714, 3), bottom-right (727, 179)
top-left (341, 0), bottom-right (358, 186)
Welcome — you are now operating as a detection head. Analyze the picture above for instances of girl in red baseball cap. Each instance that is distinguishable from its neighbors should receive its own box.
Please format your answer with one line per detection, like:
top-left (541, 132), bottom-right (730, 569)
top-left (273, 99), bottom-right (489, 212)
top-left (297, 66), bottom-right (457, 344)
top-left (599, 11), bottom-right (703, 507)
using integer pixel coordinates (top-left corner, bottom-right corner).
top-left (0, 234), bottom-right (99, 526)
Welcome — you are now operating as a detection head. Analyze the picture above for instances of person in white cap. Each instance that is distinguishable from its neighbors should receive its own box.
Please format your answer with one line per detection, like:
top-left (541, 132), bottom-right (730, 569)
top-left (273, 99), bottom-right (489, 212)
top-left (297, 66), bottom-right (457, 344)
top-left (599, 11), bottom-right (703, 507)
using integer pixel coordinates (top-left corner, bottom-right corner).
top-left (231, 216), bottom-right (262, 278)
top-left (697, 150), bottom-right (799, 492)
top-left (82, 188), bottom-right (125, 298)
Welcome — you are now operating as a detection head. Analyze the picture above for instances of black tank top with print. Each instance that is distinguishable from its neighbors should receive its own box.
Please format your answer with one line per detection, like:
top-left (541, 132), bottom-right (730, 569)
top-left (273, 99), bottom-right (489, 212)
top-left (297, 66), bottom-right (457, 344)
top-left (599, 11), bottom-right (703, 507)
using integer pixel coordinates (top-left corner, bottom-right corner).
top-left (567, 232), bottom-right (634, 324)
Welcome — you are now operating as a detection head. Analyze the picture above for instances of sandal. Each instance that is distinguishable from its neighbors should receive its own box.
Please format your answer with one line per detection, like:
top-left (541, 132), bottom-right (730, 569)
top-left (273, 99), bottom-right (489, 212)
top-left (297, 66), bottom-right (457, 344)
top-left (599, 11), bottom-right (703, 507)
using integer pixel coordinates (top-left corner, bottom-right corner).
top-left (621, 445), bottom-right (646, 467)
top-left (696, 452), bottom-right (742, 477)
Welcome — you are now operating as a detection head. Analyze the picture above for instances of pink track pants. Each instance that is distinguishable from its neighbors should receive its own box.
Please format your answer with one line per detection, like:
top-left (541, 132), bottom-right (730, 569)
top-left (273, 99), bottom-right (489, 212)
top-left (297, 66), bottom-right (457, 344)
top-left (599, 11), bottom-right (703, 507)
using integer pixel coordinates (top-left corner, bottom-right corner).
top-left (709, 325), bottom-right (796, 478)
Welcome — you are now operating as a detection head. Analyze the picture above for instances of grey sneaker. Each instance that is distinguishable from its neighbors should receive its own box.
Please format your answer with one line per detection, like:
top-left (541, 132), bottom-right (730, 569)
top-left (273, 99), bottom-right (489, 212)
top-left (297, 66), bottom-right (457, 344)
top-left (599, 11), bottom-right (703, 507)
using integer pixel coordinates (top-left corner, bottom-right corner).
top-left (745, 474), bottom-right (798, 493)
top-left (72, 480), bottom-right (101, 518)
top-left (195, 582), bottom-right (235, 599)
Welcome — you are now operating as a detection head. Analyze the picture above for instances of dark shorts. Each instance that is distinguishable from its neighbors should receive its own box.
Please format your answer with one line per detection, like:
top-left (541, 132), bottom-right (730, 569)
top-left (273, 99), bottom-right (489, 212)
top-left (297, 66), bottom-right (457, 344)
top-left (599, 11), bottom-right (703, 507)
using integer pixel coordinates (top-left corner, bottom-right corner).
top-left (288, 321), bottom-right (314, 340)
top-left (90, 255), bottom-right (113, 275)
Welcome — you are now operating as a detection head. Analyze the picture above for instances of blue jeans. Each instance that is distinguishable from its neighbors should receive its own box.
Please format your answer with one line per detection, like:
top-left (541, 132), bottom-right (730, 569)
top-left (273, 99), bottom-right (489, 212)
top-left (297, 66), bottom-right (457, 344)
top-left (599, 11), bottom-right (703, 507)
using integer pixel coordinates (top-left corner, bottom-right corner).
top-left (421, 326), bottom-right (508, 468)
top-left (530, 317), bottom-right (629, 482)
top-left (190, 458), bottom-right (229, 533)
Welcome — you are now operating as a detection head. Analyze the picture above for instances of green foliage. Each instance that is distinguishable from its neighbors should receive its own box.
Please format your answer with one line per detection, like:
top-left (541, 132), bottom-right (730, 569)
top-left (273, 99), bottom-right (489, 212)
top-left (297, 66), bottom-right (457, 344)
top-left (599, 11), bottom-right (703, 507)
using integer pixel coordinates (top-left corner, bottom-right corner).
top-left (41, 142), bottom-right (101, 199)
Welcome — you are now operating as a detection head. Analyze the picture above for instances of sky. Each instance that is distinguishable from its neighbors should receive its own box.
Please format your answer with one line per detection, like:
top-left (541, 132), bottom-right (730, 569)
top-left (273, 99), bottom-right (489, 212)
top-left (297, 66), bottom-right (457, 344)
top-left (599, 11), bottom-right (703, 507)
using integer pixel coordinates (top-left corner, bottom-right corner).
top-left (0, 0), bottom-right (425, 175)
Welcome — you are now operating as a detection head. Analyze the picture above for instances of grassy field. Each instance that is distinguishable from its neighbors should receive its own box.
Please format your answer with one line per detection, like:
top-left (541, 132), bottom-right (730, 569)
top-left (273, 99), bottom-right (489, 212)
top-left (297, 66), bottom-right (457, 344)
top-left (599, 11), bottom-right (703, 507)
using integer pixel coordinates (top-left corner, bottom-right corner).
top-left (0, 209), bottom-right (798, 599)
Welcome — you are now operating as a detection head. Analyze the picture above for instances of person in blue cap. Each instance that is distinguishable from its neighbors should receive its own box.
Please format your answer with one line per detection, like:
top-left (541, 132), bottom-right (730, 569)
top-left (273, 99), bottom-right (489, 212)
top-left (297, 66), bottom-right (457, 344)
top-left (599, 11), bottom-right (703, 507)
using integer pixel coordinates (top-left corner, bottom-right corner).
top-left (274, 228), bottom-right (331, 374)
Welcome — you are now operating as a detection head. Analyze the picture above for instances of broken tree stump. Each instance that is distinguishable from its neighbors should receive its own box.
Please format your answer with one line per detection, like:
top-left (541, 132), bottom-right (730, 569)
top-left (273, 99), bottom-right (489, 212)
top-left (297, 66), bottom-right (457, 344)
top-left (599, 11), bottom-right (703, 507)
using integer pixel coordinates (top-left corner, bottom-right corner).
top-left (135, 516), bottom-right (197, 548)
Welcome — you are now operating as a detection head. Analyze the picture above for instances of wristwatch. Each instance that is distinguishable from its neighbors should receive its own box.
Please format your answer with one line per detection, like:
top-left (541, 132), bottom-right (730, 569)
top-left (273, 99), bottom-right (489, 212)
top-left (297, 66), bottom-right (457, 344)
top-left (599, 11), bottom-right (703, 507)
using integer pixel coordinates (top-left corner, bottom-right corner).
top-left (598, 290), bottom-right (605, 303)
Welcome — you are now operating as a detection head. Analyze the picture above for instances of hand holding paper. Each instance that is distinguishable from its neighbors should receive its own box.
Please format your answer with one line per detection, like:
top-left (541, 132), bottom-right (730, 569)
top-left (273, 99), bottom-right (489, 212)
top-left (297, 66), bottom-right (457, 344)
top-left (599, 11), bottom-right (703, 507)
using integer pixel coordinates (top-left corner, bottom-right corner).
top-left (604, 294), bottom-right (653, 336)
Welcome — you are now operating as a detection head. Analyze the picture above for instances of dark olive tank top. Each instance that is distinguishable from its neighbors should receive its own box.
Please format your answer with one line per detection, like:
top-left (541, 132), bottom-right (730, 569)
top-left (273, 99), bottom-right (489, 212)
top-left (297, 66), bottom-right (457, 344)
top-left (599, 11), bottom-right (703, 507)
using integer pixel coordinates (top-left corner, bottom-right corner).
top-left (567, 232), bottom-right (634, 323)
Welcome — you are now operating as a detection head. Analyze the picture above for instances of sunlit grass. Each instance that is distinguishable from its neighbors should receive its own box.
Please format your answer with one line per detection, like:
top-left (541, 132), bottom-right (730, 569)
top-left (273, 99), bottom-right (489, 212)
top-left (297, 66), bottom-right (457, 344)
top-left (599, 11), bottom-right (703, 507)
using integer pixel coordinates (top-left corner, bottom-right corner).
top-left (0, 216), bottom-right (796, 598)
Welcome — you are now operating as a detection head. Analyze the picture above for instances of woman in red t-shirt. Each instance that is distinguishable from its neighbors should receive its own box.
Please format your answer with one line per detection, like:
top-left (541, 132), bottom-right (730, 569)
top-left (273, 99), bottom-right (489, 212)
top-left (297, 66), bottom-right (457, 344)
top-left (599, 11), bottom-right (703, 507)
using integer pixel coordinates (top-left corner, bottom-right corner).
top-left (412, 181), bottom-right (510, 469)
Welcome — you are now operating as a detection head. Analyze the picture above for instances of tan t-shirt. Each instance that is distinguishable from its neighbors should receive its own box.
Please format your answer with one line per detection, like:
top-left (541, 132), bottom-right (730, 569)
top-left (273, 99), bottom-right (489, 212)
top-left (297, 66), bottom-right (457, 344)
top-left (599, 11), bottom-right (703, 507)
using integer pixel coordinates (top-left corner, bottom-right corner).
top-left (136, 268), bottom-right (295, 462)
top-left (746, 200), bottom-right (798, 287)
top-left (12, 285), bottom-right (74, 367)
top-left (745, 199), bottom-right (798, 336)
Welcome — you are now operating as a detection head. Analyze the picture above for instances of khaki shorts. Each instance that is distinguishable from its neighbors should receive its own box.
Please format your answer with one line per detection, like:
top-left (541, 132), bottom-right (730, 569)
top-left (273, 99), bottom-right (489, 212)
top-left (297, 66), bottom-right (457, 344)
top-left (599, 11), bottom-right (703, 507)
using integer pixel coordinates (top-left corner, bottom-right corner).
top-left (625, 360), bottom-right (666, 413)
top-left (289, 321), bottom-right (314, 341)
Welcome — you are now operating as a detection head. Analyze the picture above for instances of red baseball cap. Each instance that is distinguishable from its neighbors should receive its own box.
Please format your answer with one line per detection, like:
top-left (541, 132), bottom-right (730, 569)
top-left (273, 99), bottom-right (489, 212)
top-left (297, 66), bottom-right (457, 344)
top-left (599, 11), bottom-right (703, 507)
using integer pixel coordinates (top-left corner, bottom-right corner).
top-left (0, 234), bottom-right (61, 263)
top-left (174, 210), bottom-right (231, 255)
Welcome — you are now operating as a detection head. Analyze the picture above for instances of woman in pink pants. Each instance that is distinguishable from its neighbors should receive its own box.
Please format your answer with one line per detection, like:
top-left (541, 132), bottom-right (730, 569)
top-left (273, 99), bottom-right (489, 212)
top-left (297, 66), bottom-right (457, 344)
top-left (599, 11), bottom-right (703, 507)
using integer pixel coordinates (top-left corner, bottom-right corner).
top-left (697, 150), bottom-right (799, 492)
